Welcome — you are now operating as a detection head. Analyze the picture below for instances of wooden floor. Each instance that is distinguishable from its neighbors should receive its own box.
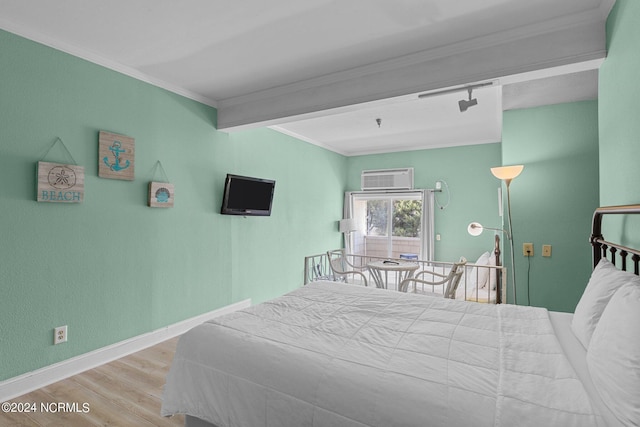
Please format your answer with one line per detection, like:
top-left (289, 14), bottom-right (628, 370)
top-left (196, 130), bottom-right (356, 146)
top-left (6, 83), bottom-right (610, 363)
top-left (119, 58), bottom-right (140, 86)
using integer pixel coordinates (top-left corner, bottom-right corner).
top-left (1, 337), bottom-right (185, 427)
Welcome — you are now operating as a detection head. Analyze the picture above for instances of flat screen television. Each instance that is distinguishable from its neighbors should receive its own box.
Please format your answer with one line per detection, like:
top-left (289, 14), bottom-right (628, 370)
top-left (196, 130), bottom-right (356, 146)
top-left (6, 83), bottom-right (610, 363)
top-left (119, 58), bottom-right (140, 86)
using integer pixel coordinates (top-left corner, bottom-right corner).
top-left (220, 174), bottom-right (276, 216)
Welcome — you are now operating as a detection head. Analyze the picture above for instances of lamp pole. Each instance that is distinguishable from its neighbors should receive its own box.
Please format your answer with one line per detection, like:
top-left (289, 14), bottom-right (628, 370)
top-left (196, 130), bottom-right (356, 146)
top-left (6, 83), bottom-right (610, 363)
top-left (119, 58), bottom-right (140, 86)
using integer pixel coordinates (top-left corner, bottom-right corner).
top-left (505, 179), bottom-right (517, 305)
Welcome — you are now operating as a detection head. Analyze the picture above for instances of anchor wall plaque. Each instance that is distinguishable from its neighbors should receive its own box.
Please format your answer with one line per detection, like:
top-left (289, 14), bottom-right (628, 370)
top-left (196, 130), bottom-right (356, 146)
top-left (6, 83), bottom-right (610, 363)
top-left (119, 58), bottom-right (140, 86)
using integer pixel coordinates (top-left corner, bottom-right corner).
top-left (98, 131), bottom-right (135, 180)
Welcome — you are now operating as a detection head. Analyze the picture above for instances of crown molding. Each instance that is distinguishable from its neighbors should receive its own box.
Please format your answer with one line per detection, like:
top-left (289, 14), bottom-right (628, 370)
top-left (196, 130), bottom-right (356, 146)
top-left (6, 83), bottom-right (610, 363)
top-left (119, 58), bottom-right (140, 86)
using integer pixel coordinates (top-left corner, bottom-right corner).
top-left (268, 125), bottom-right (350, 156)
top-left (599, 0), bottom-right (617, 19)
top-left (341, 138), bottom-right (503, 157)
top-left (0, 20), bottom-right (218, 108)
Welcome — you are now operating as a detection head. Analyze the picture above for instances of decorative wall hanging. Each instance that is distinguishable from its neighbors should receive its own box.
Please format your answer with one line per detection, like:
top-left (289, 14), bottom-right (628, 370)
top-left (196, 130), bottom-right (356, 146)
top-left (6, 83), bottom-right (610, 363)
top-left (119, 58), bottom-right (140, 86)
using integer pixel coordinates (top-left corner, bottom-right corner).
top-left (98, 131), bottom-right (135, 180)
top-left (37, 138), bottom-right (85, 203)
top-left (148, 160), bottom-right (174, 208)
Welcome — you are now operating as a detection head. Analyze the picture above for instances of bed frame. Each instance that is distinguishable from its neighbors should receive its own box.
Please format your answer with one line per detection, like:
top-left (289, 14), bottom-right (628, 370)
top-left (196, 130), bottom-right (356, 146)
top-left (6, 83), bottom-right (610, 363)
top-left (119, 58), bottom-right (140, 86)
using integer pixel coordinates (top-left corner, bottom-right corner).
top-left (591, 204), bottom-right (640, 273)
top-left (492, 234), bottom-right (503, 303)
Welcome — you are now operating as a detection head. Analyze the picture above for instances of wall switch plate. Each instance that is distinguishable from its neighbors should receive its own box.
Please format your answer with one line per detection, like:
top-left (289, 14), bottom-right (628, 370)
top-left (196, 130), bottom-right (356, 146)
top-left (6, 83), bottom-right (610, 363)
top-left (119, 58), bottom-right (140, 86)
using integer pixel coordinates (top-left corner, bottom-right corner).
top-left (523, 243), bottom-right (534, 256)
top-left (54, 325), bottom-right (67, 345)
top-left (542, 244), bottom-right (552, 257)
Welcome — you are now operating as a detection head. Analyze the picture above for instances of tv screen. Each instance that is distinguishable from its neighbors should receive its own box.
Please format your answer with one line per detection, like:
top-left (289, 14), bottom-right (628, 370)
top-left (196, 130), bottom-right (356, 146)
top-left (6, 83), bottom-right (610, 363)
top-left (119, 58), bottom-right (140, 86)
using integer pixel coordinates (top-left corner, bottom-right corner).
top-left (220, 174), bottom-right (275, 216)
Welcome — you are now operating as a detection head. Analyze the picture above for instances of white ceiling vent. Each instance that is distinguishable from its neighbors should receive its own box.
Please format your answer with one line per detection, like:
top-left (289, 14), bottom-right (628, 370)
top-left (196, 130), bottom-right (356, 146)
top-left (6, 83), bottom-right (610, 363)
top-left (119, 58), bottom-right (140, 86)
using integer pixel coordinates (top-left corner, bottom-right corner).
top-left (361, 168), bottom-right (414, 191)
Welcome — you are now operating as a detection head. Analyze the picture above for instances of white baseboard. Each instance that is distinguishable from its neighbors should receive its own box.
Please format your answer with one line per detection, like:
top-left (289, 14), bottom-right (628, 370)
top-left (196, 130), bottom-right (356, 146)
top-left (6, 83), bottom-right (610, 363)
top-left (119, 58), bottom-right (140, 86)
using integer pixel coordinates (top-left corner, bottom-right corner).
top-left (0, 298), bottom-right (251, 402)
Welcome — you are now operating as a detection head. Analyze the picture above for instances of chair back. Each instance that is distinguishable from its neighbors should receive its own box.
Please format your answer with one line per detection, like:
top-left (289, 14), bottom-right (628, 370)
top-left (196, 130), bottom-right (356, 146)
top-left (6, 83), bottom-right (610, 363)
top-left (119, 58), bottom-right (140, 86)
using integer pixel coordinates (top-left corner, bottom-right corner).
top-left (325, 249), bottom-right (368, 286)
top-left (443, 257), bottom-right (467, 299)
top-left (327, 249), bottom-right (347, 274)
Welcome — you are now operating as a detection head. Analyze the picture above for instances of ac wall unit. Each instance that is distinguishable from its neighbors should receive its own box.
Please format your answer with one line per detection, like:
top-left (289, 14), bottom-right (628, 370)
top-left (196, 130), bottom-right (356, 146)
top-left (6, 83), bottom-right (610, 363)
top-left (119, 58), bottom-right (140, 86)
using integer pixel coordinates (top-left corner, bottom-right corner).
top-left (361, 168), bottom-right (414, 191)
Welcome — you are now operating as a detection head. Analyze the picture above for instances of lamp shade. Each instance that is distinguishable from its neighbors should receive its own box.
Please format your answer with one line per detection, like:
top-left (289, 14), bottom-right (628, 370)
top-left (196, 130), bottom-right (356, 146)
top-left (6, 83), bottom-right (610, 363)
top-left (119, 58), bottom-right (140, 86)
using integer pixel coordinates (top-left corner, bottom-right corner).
top-left (490, 165), bottom-right (524, 181)
top-left (339, 218), bottom-right (357, 233)
top-left (467, 222), bottom-right (484, 236)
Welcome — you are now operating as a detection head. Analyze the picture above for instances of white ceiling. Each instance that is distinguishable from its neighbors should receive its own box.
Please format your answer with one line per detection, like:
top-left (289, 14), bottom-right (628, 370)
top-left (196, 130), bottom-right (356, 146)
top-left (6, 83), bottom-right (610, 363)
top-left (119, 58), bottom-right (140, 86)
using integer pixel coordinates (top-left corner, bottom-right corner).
top-left (273, 84), bottom-right (504, 156)
top-left (0, 0), bottom-right (611, 155)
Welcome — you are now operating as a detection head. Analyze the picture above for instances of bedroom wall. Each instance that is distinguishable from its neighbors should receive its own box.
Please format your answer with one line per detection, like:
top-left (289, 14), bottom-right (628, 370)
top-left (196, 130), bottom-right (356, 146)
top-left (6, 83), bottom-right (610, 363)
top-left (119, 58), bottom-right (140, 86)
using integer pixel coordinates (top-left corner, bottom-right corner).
top-left (346, 143), bottom-right (503, 262)
top-left (0, 29), bottom-right (345, 381)
top-left (502, 101), bottom-right (600, 312)
top-left (599, 0), bottom-right (640, 247)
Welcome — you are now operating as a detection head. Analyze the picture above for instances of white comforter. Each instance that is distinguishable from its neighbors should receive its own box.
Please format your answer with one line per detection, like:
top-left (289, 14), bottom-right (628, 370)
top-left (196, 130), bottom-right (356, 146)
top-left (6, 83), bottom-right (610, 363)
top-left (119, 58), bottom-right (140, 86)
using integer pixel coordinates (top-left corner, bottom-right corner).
top-left (162, 281), bottom-right (603, 427)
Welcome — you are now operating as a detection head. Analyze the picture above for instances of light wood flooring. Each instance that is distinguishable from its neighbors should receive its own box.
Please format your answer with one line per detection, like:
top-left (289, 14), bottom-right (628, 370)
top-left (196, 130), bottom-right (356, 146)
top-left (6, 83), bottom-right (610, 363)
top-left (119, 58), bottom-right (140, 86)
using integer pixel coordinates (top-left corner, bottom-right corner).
top-left (1, 337), bottom-right (185, 427)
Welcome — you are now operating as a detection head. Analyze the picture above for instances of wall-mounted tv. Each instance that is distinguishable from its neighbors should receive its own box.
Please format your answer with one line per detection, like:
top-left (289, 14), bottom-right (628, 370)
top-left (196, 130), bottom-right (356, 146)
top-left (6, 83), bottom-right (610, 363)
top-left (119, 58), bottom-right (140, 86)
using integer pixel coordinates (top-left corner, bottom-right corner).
top-left (220, 174), bottom-right (276, 216)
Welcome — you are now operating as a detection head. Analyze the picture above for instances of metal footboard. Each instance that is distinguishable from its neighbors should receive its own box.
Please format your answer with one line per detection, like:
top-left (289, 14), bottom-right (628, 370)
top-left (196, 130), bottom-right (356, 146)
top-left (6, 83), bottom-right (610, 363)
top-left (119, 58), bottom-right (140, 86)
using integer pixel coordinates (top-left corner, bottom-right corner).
top-left (304, 252), bottom-right (506, 304)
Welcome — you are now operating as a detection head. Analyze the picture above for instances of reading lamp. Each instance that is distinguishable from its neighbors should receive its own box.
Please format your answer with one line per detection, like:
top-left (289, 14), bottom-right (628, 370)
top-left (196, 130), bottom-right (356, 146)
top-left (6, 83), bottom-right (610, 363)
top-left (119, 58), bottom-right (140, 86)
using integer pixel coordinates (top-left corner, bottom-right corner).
top-left (467, 223), bottom-right (509, 239)
top-left (468, 165), bottom-right (523, 304)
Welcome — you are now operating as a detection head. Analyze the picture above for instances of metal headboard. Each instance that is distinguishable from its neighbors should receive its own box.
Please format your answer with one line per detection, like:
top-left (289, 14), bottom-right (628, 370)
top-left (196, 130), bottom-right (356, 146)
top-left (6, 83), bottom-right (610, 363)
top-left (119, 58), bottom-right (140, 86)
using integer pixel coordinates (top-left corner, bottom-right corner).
top-left (492, 234), bottom-right (503, 304)
top-left (590, 204), bottom-right (640, 275)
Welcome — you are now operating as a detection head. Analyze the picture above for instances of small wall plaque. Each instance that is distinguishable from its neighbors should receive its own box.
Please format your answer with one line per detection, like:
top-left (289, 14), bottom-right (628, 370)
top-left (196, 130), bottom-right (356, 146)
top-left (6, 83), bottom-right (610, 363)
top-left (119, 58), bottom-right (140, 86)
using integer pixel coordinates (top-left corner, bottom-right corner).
top-left (98, 131), bottom-right (135, 180)
top-left (148, 182), bottom-right (175, 208)
top-left (37, 161), bottom-right (85, 203)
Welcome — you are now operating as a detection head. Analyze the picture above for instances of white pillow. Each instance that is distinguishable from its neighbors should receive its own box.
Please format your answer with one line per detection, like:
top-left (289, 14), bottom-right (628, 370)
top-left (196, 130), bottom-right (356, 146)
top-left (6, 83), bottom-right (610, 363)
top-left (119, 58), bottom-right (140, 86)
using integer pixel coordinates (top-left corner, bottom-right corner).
top-left (470, 251), bottom-right (491, 289)
top-left (586, 284), bottom-right (640, 426)
top-left (456, 252), bottom-right (488, 299)
top-left (571, 258), bottom-right (640, 348)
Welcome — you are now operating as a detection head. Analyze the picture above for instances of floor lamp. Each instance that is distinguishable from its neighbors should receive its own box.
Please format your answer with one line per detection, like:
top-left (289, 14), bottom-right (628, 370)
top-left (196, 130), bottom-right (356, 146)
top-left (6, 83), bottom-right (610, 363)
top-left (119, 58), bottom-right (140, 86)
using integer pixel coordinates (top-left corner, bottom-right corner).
top-left (490, 165), bottom-right (524, 305)
top-left (339, 218), bottom-right (357, 252)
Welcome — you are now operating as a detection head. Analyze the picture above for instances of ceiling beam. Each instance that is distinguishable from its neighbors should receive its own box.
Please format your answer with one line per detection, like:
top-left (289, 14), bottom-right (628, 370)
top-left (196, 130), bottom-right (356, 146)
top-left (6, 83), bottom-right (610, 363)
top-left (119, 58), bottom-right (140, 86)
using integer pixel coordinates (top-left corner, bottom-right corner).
top-left (218, 17), bottom-right (606, 131)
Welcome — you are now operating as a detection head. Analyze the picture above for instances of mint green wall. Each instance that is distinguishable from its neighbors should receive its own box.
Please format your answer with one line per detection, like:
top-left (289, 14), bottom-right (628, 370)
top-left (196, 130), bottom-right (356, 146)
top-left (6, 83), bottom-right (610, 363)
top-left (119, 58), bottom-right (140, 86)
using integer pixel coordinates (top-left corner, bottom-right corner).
top-left (224, 129), bottom-right (347, 304)
top-left (502, 101), bottom-right (599, 311)
top-left (0, 29), bottom-right (345, 381)
top-left (599, 0), bottom-right (640, 246)
top-left (346, 143), bottom-right (503, 262)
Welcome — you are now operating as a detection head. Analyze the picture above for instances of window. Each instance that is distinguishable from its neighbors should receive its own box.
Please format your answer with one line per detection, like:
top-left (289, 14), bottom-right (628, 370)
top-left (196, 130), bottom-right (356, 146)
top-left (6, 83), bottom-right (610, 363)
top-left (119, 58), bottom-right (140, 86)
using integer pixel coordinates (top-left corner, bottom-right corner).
top-left (344, 190), bottom-right (434, 260)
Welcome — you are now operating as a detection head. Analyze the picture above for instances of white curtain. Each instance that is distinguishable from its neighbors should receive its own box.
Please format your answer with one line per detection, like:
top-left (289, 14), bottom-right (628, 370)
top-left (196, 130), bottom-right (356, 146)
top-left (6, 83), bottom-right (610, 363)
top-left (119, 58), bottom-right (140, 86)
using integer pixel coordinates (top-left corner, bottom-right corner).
top-left (421, 189), bottom-right (435, 261)
top-left (343, 191), bottom-right (355, 253)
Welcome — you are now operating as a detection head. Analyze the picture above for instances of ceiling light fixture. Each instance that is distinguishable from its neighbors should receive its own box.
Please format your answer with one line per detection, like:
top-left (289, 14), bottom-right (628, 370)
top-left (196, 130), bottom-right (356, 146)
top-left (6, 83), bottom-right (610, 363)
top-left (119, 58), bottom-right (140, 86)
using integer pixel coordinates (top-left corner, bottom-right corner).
top-left (458, 88), bottom-right (478, 112)
top-left (376, 118), bottom-right (382, 128)
top-left (418, 81), bottom-right (493, 112)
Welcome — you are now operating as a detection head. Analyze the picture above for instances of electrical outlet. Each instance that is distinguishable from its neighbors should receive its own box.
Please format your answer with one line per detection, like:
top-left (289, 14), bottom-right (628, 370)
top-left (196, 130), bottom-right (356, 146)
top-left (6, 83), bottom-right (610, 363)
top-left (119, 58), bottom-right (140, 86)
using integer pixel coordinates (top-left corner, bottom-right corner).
top-left (54, 325), bottom-right (67, 345)
top-left (523, 243), bottom-right (534, 256)
top-left (542, 244), bottom-right (552, 257)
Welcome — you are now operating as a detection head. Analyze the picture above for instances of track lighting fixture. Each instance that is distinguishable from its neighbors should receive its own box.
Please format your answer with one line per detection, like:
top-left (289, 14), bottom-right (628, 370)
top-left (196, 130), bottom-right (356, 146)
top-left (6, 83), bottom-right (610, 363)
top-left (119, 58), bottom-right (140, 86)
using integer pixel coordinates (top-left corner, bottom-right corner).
top-left (417, 81), bottom-right (492, 112)
top-left (458, 88), bottom-right (478, 112)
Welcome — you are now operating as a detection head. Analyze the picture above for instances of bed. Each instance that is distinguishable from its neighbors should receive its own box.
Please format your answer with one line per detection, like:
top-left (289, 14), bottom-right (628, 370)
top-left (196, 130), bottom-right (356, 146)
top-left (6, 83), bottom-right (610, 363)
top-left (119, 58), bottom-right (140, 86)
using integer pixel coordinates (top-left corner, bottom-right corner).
top-left (161, 205), bottom-right (640, 427)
